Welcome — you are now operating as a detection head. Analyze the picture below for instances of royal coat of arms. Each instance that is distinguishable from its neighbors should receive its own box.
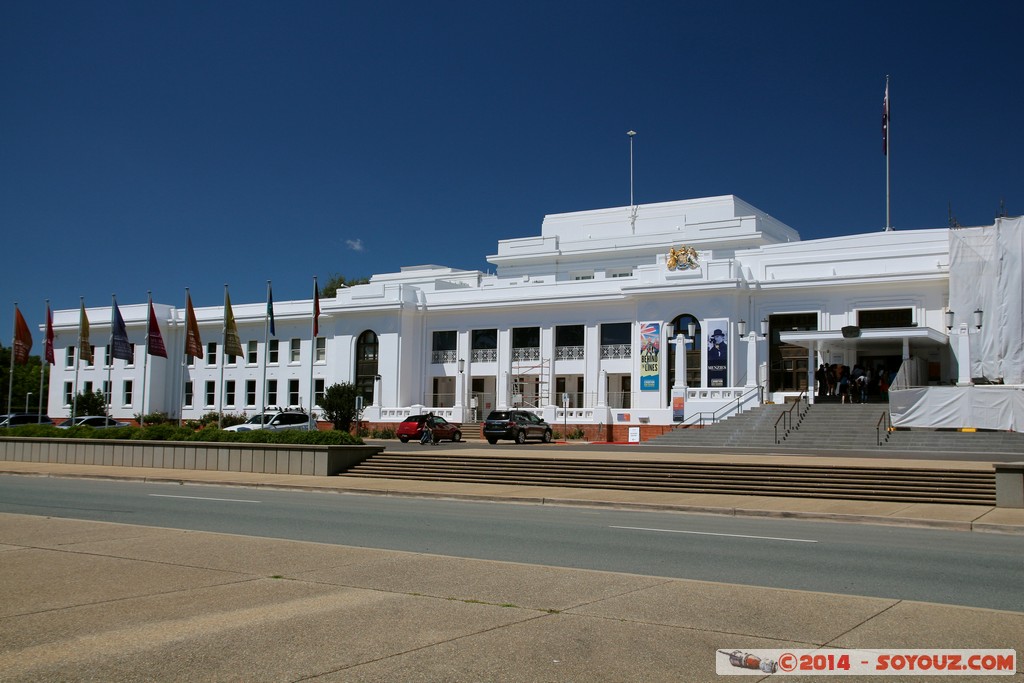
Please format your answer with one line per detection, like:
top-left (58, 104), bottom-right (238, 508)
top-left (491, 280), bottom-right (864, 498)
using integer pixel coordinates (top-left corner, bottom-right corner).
top-left (667, 246), bottom-right (699, 271)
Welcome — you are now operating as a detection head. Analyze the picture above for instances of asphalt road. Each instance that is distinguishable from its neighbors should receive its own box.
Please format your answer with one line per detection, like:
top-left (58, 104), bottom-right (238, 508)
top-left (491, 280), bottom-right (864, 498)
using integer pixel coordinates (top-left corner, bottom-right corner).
top-left (3, 475), bottom-right (1022, 612)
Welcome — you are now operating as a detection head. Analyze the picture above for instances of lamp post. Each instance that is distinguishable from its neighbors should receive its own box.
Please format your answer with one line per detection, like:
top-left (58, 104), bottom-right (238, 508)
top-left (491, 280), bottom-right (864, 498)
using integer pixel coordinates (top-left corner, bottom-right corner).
top-left (25, 392), bottom-right (32, 413)
top-left (947, 309), bottom-right (983, 386)
top-left (455, 358), bottom-right (465, 412)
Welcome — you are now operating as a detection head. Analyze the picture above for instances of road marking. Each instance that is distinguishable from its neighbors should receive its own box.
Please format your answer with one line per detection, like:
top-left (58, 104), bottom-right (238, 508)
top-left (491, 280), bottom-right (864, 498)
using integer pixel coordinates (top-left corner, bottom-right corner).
top-left (610, 525), bottom-right (817, 543)
top-left (149, 494), bottom-right (261, 504)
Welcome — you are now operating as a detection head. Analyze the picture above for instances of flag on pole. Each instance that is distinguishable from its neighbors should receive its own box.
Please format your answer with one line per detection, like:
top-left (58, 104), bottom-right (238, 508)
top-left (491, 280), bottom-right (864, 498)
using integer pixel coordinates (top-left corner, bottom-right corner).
top-left (111, 299), bottom-right (134, 363)
top-left (882, 80), bottom-right (890, 156)
top-left (44, 304), bottom-right (55, 365)
top-left (312, 280), bottom-right (320, 337)
top-left (147, 300), bottom-right (167, 357)
top-left (223, 289), bottom-right (244, 358)
top-left (184, 291), bottom-right (203, 358)
top-left (79, 300), bottom-right (93, 364)
top-left (267, 285), bottom-right (276, 336)
top-left (13, 306), bottom-right (32, 365)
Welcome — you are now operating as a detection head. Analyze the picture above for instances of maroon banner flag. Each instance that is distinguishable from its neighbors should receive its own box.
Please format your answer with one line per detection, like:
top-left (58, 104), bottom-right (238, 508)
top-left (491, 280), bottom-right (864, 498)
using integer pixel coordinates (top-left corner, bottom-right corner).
top-left (882, 81), bottom-right (890, 156)
top-left (312, 280), bottom-right (320, 337)
top-left (44, 305), bottom-right (55, 365)
top-left (147, 301), bottom-right (168, 358)
top-left (13, 306), bottom-right (32, 365)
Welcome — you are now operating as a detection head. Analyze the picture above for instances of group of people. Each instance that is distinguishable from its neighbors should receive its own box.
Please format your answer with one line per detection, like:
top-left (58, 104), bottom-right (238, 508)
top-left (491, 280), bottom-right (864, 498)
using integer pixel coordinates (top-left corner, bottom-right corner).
top-left (815, 363), bottom-right (890, 404)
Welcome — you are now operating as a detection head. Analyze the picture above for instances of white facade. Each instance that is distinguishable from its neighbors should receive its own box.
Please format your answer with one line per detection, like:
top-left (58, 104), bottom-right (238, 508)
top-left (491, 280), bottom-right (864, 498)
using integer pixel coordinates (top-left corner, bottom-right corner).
top-left (44, 196), bottom-right (1022, 430)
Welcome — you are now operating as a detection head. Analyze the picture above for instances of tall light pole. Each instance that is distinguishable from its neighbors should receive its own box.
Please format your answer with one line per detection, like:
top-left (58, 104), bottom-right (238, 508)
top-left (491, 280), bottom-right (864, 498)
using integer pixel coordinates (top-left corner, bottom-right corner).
top-left (26, 392), bottom-right (32, 412)
top-left (627, 130), bottom-right (637, 233)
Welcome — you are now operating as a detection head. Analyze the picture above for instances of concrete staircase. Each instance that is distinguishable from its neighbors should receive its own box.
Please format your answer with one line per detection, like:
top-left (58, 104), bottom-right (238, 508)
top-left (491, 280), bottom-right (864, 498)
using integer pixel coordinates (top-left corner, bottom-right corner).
top-left (647, 402), bottom-right (1024, 456)
top-left (342, 453), bottom-right (996, 505)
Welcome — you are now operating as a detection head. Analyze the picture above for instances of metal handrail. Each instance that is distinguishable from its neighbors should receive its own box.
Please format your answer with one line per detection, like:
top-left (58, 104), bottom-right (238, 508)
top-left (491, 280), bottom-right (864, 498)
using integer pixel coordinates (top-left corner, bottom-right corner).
top-left (774, 391), bottom-right (807, 444)
top-left (876, 410), bottom-right (892, 446)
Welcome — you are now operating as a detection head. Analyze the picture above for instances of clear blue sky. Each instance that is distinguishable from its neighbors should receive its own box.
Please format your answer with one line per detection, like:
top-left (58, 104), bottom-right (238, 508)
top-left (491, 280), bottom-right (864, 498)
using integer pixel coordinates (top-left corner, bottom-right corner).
top-left (3, 1), bottom-right (1022, 340)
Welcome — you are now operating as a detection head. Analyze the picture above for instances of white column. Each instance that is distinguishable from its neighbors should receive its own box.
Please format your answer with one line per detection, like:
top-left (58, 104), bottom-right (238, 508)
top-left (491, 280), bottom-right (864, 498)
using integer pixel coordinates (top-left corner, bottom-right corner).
top-left (806, 346), bottom-right (815, 399)
top-left (957, 325), bottom-right (972, 386)
top-left (745, 332), bottom-right (758, 388)
top-left (673, 335), bottom-right (687, 390)
top-left (372, 375), bottom-right (382, 407)
top-left (597, 369), bottom-right (607, 408)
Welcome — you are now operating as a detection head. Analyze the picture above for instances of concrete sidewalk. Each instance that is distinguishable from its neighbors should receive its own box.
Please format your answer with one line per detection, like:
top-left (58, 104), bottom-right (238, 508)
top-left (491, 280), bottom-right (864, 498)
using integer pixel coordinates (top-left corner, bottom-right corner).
top-left (1, 512), bottom-right (1022, 682)
top-left (2, 457), bottom-right (1023, 535)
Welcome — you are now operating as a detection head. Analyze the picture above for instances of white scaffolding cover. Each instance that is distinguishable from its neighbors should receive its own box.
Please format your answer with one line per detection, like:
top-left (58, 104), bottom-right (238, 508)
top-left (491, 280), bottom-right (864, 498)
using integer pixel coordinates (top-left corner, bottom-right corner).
top-left (948, 216), bottom-right (1024, 384)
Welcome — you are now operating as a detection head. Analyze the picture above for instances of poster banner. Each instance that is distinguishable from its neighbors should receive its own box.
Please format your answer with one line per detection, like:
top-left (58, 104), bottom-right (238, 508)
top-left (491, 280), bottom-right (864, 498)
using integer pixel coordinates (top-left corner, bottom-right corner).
top-left (706, 317), bottom-right (729, 387)
top-left (639, 322), bottom-right (661, 391)
top-left (672, 388), bottom-right (686, 421)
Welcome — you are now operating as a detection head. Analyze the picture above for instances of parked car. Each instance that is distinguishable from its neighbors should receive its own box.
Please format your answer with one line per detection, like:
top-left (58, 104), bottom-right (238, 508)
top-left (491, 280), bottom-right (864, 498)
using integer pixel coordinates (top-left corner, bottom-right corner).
top-left (482, 410), bottom-right (553, 444)
top-left (396, 415), bottom-right (462, 443)
top-left (0, 413), bottom-right (54, 428)
top-left (222, 410), bottom-right (316, 432)
top-left (57, 416), bottom-right (129, 429)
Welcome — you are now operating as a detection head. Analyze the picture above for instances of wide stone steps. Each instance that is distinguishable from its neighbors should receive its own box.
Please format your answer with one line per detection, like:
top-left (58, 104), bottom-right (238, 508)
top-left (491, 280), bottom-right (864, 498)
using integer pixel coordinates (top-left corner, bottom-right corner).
top-left (342, 454), bottom-right (996, 505)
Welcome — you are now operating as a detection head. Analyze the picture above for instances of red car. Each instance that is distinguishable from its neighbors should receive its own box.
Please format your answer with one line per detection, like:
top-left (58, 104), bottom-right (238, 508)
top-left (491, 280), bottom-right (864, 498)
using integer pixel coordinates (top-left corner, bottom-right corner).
top-left (397, 415), bottom-right (462, 443)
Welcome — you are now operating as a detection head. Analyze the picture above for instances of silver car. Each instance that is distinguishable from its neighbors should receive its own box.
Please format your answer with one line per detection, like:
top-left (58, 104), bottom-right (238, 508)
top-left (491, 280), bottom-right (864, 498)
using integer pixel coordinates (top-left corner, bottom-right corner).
top-left (222, 411), bottom-right (316, 432)
top-left (58, 416), bottom-right (130, 429)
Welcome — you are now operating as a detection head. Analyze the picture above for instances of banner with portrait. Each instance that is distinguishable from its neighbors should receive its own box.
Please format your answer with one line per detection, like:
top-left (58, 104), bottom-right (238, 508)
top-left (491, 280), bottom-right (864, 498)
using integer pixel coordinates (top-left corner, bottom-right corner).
top-left (639, 322), bottom-right (661, 391)
top-left (706, 317), bottom-right (729, 387)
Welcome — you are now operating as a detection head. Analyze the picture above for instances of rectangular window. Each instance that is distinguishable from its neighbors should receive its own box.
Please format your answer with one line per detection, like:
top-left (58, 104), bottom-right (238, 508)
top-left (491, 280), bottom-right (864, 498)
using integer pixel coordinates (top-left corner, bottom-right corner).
top-left (572, 271), bottom-right (594, 281)
top-left (104, 344), bottom-right (111, 368)
top-left (63, 382), bottom-right (73, 406)
top-left (123, 380), bottom-right (133, 407)
top-left (268, 339), bottom-right (279, 364)
top-left (314, 379), bottom-right (325, 407)
top-left (608, 268), bottom-right (633, 278)
top-left (225, 380), bottom-right (235, 407)
top-left (205, 381), bottom-right (215, 407)
top-left (66, 346), bottom-right (75, 368)
top-left (290, 338), bottom-right (301, 363)
top-left (267, 379), bottom-right (277, 407)
top-left (102, 381), bottom-right (111, 404)
top-left (245, 380), bottom-right (256, 407)
top-left (184, 381), bottom-right (194, 407)
top-left (86, 346), bottom-right (96, 367)
top-left (857, 308), bottom-right (913, 329)
top-left (315, 337), bottom-right (326, 362)
top-left (288, 379), bottom-right (300, 406)
top-left (207, 342), bottom-right (217, 366)
top-left (84, 381), bottom-right (93, 395)
top-left (247, 340), bottom-right (258, 365)
top-left (226, 351), bottom-right (237, 365)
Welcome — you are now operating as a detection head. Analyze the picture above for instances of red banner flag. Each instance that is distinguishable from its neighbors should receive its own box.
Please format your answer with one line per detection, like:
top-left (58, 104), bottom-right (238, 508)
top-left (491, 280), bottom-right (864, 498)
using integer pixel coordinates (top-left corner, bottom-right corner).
top-left (184, 292), bottom-right (203, 359)
top-left (147, 301), bottom-right (167, 358)
top-left (44, 305), bottom-right (55, 365)
top-left (13, 306), bottom-right (32, 365)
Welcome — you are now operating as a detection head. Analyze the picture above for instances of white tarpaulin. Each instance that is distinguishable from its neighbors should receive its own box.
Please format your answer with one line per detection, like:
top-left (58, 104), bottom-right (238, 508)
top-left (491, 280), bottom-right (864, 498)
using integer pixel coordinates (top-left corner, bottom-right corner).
top-left (948, 216), bottom-right (1024, 384)
top-left (890, 386), bottom-right (1024, 431)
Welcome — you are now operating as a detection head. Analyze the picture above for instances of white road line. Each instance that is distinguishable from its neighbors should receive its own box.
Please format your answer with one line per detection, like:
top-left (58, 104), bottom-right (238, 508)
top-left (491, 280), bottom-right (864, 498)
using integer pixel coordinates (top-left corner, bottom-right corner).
top-left (149, 494), bottom-right (261, 504)
top-left (610, 525), bottom-right (817, 543)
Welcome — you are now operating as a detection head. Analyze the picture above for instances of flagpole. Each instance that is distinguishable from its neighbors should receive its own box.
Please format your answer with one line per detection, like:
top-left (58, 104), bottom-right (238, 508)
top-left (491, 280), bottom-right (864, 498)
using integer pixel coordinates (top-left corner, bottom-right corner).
top-left (73, 297), bottom-right (83, 421)
top-left (39, 300), bottom-right (49, 423)
top-left (6, 304), bottom-right (16, 415)
top-left (308, 277), bottom-right (318, 421)
top-left (219, 284), bottom-right (227, 428)
top-left (179, 288), bottom-right (188, 426)
top-left (884, 75), bottom-right (892, 232)
top-left (107, 295), bottom-right (116, 415)
top-left (141, 292), bottom-right (152, 427)
top-left (262, 280), bottom-right (271, 416)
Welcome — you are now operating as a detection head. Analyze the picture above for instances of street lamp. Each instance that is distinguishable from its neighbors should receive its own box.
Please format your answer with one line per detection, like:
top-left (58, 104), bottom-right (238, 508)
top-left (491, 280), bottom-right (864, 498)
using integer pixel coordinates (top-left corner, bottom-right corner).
top-left (25, 392), bottom-right (32, 412)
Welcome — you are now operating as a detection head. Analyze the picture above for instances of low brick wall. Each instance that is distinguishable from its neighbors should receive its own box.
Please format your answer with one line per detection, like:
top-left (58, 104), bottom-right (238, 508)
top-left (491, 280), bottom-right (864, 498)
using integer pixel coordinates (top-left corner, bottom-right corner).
top-left (0, 438), bottom-right (381, 477)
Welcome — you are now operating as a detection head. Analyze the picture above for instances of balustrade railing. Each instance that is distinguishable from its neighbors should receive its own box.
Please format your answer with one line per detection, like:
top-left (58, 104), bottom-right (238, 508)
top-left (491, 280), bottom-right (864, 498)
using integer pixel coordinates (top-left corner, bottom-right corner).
top-left (600, 344), bottom-right (631, 360)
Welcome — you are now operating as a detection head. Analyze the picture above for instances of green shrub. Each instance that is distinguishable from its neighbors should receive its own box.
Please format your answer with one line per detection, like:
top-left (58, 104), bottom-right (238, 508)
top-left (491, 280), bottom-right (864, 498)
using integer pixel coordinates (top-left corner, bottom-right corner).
top-left (135, 411), bottom-right (171, 426)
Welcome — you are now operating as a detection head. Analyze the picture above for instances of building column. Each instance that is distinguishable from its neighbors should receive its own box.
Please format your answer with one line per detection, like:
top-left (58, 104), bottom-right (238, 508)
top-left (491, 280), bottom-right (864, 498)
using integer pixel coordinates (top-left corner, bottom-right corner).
top-left (597, 369), bottom-right (607, 408)
top-left (541, 325), bottom-right (555, 407)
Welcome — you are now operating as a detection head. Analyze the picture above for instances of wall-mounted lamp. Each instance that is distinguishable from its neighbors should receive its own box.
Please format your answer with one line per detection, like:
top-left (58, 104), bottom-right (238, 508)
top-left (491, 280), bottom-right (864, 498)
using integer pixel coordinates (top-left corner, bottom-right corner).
top-left (687, 321), bottom-right (696, 337)
top-left (737, 319), bottom-right (747, 337)
top-left (664, 323), bottom-right (673, 338)
top-left (458, 358), bottom-right (465, 374)
top-left (760, 318), bottom-right (769, 337)
top-left (973, 308), bottom-right (983, 330)
top-left (945, 310), bottom-right (955, 331)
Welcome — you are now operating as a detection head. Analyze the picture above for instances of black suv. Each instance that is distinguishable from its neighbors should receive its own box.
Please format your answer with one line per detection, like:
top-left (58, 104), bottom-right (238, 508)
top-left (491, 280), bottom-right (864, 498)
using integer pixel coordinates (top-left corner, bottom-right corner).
top-left (483, 410), bottom-right (553, 445)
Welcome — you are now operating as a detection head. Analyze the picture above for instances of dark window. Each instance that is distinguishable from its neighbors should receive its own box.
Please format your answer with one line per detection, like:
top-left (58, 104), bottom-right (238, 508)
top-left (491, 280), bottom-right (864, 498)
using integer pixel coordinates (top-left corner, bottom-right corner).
top-left (768, 313), bottom-right (817, 393)
top-left (858, 308), bottom-right (913, 329)
top-left (472, 329), bottom-right (497, 349)
top-left (556, 325), bottom-right (585, 347)
top-left (512, 327), bottom-right (540, 348)
top-left (600, 322), bottom-right (631, 346)
top-left (432, 330), bottom-right (457, 351)
top-left (356, 330), bottom-right (379, 404)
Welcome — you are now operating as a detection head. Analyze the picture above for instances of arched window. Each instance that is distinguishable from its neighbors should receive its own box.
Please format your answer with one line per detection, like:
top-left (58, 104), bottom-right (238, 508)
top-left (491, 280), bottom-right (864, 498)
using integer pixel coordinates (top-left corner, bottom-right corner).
top-left (355, 330), bottom-right (378, 403)
top-left (668, 314), bottom-right (702, 391)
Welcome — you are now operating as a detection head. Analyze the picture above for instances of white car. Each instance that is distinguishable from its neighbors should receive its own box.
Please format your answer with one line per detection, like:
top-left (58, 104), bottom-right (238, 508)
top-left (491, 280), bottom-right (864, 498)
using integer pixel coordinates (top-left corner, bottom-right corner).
top-left (58, 416), bottom-right (130, 429)
top-left (222, 411), bottom-right (316, 432)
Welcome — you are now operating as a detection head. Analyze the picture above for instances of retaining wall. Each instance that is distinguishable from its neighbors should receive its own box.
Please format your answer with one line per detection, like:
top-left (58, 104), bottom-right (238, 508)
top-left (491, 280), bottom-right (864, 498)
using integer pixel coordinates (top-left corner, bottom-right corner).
top-left (0, 438), bottom-right (381, 477)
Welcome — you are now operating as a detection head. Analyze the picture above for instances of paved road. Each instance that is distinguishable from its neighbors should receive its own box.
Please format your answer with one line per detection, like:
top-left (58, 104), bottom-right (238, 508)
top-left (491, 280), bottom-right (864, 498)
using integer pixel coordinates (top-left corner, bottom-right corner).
top-left (4, 475), bottom-right (1023, 612)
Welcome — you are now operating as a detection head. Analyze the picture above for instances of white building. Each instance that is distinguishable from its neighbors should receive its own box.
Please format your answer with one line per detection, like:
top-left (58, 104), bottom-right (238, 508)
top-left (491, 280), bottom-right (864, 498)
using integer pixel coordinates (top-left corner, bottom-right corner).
top-left (46, 195), bottom-right (1023, 438)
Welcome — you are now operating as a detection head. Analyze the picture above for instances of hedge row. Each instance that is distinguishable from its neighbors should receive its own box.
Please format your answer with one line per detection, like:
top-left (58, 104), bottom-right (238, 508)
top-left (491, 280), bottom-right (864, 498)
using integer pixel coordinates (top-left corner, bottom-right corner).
top-left (0, 424), bottom-right (363, 446)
